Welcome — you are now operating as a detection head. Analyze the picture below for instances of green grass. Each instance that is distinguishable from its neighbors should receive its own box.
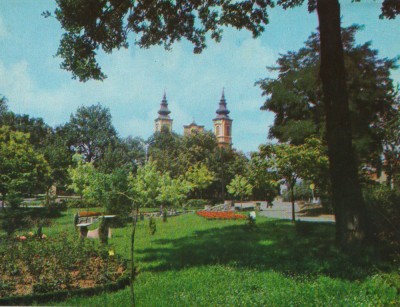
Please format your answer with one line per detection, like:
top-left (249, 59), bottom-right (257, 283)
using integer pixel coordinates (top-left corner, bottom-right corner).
top-left (3, 210), bottom-right (399, 306)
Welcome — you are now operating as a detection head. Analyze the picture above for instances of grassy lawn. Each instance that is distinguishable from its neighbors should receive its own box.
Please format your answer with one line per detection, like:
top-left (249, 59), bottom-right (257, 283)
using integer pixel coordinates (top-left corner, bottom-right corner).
top-left (2, 209), bottom-right (398, 306)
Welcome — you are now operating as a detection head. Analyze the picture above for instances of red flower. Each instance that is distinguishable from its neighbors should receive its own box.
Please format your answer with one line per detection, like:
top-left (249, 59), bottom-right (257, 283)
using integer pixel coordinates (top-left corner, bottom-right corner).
top-left (196, 211), bottom-right (246, 220)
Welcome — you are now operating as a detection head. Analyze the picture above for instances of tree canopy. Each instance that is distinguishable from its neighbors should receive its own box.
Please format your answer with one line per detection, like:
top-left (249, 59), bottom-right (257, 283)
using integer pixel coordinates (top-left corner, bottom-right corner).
top-left (257, 25), bottom-right (399, 168)
top-left (260, 138), bottom-right (329, 221)
top-left (47, 0), bottom-right (399, 82)
top-left (64, 103), bottom-right (118, 163)
top-left (0, 126), bottom-right (50, 203)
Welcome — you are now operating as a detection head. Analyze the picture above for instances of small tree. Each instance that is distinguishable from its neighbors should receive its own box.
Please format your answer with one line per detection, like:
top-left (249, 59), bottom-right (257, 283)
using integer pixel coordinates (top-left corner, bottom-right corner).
top-left (68, 154), bottom-right (95, 203)
top-left (227, 175), bottom-right (253, 208)
top-left (261, 138), bottom-right (329, 222)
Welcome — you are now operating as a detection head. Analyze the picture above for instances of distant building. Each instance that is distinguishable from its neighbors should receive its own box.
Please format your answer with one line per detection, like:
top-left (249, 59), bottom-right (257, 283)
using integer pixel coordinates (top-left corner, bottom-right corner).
top-left (184, 121), bottom-right (205, 136)
top-left (154, 89), bottom-right (233, 148)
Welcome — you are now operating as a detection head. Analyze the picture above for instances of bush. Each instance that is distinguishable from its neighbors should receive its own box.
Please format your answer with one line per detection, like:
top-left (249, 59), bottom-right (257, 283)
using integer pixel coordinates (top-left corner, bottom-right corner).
top-left (364, 184), bottom-right (400, 259)
top-left (48, 201), bottom-right (67, 211)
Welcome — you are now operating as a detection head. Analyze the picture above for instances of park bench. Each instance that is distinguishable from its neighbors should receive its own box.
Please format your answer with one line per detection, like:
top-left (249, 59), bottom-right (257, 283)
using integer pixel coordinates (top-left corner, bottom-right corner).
top-left (75, 213), bottom-right (116, 239)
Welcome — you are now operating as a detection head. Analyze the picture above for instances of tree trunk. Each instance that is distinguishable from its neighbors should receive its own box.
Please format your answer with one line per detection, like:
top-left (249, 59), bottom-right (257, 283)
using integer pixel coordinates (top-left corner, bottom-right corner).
top-left (290, 184), bottom-right (295, 222)
top-left (316, 0), bottom-right (371, 248)
top-left (130, 204), bottom-right (139, 307)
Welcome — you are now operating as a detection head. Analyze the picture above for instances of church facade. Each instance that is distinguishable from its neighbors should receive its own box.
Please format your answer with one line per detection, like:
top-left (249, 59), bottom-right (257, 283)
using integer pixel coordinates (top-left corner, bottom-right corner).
top-left (154, 90), bottom-right (233, 148)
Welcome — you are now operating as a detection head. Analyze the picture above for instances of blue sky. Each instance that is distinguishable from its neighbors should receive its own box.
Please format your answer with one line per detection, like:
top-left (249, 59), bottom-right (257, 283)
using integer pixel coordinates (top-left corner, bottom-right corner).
top-left (0, 1), bottom-right (399, 153)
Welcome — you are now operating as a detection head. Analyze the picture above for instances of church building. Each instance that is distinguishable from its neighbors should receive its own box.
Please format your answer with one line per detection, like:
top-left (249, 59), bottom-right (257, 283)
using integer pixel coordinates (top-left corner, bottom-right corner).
top-left (154, 90), bottom-right (233, 148)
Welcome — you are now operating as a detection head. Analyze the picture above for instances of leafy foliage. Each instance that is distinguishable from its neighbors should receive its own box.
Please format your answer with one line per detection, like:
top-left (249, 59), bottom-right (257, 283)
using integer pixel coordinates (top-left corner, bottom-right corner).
top-left (157, 173), bottom-right (191, 208)
top-left (68, 154), bottom-right (95, 201)
top-left (184, 163), bottom-right (215, 197)
top-left (227, 175), bottom-right (253, 202)
top-left (0, 126), bottom-right (50, 200)
top-left (248, 152), bottom-right (280, 202)
top-left (260, 138), bottom-right (329, 220)
top-left (128, 161), bottom-right (161, 208)
top-left (48, 0), bottom-right (273, 81)
top-left (257, 25), bottom-right (399, 168)
top-left (64, 103), bottom-right (118, 163)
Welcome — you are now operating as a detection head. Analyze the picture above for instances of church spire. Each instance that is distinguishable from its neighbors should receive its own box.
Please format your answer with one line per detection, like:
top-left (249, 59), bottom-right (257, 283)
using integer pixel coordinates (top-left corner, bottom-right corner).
top-left (158, 91), bottom-right (171, 118)
top-left (155, 91), bottom-right (173, 132)
top-left (215, 88), bottom-right (230, 119)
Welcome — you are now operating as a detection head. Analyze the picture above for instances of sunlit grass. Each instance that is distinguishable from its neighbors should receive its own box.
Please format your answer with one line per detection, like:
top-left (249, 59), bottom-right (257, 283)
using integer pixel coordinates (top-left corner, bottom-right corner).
top-left (6, 210), bottom-right (398, 306)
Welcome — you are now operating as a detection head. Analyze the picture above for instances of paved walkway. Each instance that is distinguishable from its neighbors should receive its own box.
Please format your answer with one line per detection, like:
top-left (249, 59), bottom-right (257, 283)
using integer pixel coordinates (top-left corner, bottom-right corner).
top-left (237, 200), bottom-right (335, 223)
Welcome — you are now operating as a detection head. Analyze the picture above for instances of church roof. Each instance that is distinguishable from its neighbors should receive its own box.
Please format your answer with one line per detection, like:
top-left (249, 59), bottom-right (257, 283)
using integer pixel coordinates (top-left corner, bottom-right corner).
top-left (184, 121), bottom-right (204, 129)
top-left (157, 92), bottom-right (171, 119)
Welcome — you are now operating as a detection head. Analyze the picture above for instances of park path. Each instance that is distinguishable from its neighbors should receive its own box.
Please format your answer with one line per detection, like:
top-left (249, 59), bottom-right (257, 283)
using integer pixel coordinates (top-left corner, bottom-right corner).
top-left (236, 199), bottom-right (335, 223)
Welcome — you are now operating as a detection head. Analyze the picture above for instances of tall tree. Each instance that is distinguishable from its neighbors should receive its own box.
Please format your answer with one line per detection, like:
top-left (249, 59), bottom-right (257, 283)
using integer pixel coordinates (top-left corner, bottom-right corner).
top-left (381, 104), bottom-right (400, 189)
top-left (257, 25), bottom-right (399, 168)
top-left (0, 111), bottom-right (53, 150)
top-left (208, 147), bottom-right (248, 201)
top-left (48, 0), bottom-right (400, 247)
top-left (64, 103), bottom-right (118, 163)
top-left (97, 136), bottom-right (146, 173)
top-left (147, 130), bottom-right (182, 177)
top-left (0, 95), bottom-right (8, 115)
top-left (177, 131), bottom-right (218, 175)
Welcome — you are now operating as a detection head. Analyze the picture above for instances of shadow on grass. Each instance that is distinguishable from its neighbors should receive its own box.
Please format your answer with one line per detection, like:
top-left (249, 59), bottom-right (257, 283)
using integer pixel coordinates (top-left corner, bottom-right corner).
top-left (137, 219), bottom-right (394, 281)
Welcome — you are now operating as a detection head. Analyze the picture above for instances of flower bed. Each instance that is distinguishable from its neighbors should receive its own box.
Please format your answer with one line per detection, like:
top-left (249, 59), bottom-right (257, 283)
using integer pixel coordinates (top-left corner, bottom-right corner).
top-left (196, 211), bottom-right (247, 220)
top-left (0, 232), bottom-right (125, 298)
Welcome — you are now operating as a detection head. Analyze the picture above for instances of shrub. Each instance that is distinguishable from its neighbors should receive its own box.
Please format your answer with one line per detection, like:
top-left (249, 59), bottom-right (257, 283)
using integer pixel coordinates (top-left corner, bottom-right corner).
top-left (48, 201), bottom-right (67, 211)
top-left (364, 184), bottom-right (400, 259)
top-left (0, 232), bottom-right (125, 298)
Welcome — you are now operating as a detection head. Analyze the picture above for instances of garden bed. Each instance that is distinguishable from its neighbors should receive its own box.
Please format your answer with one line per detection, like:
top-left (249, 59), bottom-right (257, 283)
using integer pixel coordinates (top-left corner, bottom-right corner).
top-left (0, 232), bottom-right (126, 298)
top-left (196, 211), bottom-right (247, 220)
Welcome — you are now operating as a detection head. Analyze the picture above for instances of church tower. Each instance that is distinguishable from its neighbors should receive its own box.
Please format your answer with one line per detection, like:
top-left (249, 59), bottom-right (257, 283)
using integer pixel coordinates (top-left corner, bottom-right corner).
top-left (213, 89), bottom-right (232, 148)
top-left (154, 92), bottom-right (173, 132)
